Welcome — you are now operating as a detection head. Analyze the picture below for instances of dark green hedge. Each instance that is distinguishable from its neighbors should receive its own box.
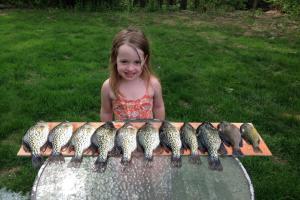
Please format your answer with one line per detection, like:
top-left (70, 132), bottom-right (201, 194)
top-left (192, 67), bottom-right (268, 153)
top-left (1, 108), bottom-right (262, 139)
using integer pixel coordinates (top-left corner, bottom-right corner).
top-left (1, 0), bottom-right (299, 15)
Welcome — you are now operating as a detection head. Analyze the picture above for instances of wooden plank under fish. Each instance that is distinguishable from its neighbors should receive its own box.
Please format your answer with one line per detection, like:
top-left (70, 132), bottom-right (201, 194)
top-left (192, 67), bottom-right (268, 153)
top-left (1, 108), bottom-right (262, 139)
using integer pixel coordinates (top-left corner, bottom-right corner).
top-left (17, 122), bottom-right (272, 157)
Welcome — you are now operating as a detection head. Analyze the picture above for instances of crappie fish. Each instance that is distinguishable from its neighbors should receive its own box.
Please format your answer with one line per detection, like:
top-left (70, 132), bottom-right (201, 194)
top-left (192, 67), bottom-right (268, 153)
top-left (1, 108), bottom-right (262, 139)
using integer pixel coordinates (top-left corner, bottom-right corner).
top-left (116, 122), bottom-right (138, 166)
top-left (48, 121), bottom-right (73, 163)
top-left (218, 121), bottom-right (243, 157)
top-left (240, 123), bottom-right (262, 153)
top-left (91, 121), bottom-right (117, 172)
top-left (69, 122), bottom-right (96, 167)
top-left (180, 122), bottom-right (201, 164)
top-left (137, 121), bottom-right (160, 164)
top-left (22, 121), bottom-right (49, 168)
top-left (196, 122), bottom-right (226, 171)
top-left (159, 121), bottom-right (182, 168)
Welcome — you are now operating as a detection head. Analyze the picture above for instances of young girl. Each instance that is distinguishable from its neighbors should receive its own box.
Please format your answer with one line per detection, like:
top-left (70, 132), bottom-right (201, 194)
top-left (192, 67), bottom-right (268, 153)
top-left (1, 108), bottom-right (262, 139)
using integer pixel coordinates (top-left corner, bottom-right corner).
top-left (100, 27), bottom-right (165, 122)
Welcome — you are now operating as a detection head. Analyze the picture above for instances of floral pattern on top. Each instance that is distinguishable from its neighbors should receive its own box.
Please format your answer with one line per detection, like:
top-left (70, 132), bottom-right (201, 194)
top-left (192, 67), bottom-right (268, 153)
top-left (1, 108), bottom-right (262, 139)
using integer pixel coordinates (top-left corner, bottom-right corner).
top-left (112, 94), bottom-right (153, 120)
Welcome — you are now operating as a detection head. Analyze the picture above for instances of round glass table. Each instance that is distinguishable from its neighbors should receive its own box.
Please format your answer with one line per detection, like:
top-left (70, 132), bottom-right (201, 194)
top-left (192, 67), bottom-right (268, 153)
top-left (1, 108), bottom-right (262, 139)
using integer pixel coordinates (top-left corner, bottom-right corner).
top-left (31, 156), bottom-right (254, 200)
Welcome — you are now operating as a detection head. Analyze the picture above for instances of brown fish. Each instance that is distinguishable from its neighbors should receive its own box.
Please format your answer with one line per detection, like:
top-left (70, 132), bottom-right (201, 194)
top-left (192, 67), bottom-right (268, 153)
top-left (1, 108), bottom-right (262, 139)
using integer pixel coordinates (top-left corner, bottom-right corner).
top-left (218, 121), bottom-right (243, 157)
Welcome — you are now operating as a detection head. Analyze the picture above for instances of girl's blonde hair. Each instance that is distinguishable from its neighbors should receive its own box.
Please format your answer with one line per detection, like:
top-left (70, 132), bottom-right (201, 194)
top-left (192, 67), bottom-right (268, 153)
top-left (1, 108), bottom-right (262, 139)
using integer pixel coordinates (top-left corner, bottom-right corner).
top-left (109, 27), bottom-right (153, 97)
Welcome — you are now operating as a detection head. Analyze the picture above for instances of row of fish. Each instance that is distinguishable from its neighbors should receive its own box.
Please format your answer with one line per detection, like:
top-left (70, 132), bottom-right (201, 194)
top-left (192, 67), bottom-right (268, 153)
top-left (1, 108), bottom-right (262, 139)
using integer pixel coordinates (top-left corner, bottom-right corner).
top-left (22, 121), bottom-right (262, 171)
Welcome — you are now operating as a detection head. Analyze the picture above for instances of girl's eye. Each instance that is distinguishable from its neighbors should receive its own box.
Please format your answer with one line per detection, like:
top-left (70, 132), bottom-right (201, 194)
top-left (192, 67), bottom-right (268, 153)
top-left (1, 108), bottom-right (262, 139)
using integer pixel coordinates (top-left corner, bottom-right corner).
top-left (134, 61), bottom-right (141, 65)
top-left (120, 60), bottom-right (128, 64)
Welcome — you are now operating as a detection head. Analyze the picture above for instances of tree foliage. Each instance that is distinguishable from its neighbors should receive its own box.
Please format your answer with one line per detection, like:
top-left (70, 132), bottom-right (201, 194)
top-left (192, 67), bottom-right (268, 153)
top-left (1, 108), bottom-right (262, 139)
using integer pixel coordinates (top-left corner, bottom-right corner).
top-left (1, 0), bottom-right (300, 15)
top-left (267, 0), bottom-right (300, 15)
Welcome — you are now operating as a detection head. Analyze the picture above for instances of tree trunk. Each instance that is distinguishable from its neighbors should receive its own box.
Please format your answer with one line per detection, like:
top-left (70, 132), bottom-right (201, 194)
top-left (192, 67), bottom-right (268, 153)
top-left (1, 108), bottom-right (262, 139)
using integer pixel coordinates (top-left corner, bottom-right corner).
top-left (168, 0), bottom-right (176, 6)
top-left (180, 0), bottom-right (187, 10)
top-left (252, 0), bottom-right (259, 10)
top-left (194, 0), bottom-right (199, 9)
top-left (139, 0), bottom-right (146, 7)
top-left (158, 0), bottom-right (163, 8)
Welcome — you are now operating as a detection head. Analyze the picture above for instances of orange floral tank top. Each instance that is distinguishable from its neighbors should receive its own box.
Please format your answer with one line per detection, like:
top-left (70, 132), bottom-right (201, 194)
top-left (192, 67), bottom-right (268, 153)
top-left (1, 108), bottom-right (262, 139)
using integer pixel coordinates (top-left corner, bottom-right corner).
top-left (112, 92), bottom-right (153, 121)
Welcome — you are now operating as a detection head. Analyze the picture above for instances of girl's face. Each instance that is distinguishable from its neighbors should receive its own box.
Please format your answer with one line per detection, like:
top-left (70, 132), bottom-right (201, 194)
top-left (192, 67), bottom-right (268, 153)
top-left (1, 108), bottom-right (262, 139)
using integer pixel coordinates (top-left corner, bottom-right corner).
top-left (116, 44), bottom-right (145, 81)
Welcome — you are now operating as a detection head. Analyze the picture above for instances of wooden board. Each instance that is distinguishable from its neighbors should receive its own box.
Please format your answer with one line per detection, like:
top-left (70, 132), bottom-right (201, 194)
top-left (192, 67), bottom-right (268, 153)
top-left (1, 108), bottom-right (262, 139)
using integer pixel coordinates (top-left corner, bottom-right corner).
top-left (17, 122), bottom-right (272, 157)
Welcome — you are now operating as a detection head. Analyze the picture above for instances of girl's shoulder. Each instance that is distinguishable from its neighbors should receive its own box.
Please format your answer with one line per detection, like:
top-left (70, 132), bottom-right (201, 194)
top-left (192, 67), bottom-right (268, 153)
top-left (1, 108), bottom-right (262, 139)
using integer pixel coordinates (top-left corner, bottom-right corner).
top-left (101, 79), bottom-right (110, 91)
top-left (147, 75), bottom-right (162, 97)
top-left (101, 78), bottom-right (116, 100)
top-left (149, 75), bottom-right (162, 90)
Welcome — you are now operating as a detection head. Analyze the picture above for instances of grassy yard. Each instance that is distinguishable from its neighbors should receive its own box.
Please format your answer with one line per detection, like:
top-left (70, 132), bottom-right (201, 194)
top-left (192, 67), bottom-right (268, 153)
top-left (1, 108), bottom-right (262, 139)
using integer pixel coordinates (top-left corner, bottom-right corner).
top-left (0, 9), bottom-right (299, 199)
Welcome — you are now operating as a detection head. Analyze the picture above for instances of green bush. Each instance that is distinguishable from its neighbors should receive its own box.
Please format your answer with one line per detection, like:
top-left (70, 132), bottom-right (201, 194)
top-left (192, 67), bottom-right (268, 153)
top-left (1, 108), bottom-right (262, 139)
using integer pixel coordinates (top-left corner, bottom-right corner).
top-left (146, 0), bottom-right (161, 12)
top-left (267, 0), bottom-right (300, 15)
top-left (2, 0), bottom-right (299, 16)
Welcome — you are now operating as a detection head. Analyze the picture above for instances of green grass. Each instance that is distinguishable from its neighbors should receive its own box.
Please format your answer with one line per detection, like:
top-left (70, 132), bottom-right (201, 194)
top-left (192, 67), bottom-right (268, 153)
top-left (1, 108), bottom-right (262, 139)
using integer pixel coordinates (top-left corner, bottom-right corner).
top-left (0, 9), bottom-right (300, 199)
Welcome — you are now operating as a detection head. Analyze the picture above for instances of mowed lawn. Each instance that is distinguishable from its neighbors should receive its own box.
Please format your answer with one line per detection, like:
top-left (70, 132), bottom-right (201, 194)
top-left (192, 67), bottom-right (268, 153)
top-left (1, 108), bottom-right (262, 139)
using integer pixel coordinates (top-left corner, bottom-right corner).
top-left (0, 9), bottom-right (299, 199)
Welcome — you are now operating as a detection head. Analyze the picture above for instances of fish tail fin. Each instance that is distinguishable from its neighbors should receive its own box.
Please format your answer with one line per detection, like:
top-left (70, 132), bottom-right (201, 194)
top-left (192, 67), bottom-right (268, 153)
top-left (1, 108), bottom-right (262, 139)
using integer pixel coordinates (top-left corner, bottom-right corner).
top-left (208, 156), bottom-right (223, 171)
top-left (145, 155), bottom-right (154, 162)
top-left (94, 157), bottom-right (108, 173)
top-left (171, 156), bottom-right (182, 168)
top-left (189, 152), bottom-right (202, 165)
top-left (253, 146), bottom-right (263, 153)
top-left (32, 155), bottom-right (44, 169)
top-left (121, 153), bottom-right (132, 166)
top-left (121, 158), bottom-right (132, 172)
top-left (121, 159), bottom-right (131, 166)
top-left (111, 147), bottom-right (122, 157)
top-left (49, 152), bottom-right (65, 164)
top-left (144, 156), bottom-right (154, 168)
top-left (68, 156), bottom-right (83, 168)
top-left (232, 148), bottom-right (244, 157)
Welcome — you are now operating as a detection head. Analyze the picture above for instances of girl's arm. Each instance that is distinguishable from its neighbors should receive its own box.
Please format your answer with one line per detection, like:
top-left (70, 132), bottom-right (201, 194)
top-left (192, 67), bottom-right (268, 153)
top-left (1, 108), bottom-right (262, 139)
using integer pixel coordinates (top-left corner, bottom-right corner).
top-left (151, 77), bottom-right (165, 120)
top-left (100, 79), bottom-right (113, 122)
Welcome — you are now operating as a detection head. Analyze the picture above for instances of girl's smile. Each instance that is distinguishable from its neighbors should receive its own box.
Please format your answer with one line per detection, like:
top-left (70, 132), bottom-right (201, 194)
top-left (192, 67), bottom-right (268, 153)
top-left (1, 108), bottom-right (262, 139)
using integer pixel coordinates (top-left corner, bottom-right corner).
top-left (117, 44), bottom-right (145, 81)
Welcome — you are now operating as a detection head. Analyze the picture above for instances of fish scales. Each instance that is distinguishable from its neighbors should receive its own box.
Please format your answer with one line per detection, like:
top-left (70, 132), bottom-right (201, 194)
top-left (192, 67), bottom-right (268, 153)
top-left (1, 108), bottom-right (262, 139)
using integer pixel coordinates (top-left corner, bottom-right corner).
top-left (22, 121), bottom-right (49, 168)
top-left (70, 122), bottom-right (96, 167)
top-left (137, 121), bottom-right (160, 162)
top-left (48, 121), bottom-right (73, 163)
top-left (116, 122), bottom-right (138, 166)
top-left (91, 121), bottom-right (117, 172)
top-left (197, 122), bottom-right (224, 171)
top-left (159, 121), bottom-right (182, 167)
top-left (180, 122), bottom-right (201, 164)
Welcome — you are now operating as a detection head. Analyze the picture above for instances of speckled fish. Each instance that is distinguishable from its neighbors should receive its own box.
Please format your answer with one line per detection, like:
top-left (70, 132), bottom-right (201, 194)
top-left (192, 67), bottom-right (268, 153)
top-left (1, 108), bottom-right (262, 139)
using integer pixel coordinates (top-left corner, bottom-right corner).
top-left (180, 122), bottom-right (201, 164)
top-left (218, 121), bottom-right (243, 157)
top-left (196, 122), bottom-right (226, 171)
top-left (22, 121), bottom-right (49, 168)
top-left (48, 121), bottom-right (73, 164)
top-left (240, 123), bottom-right (262, 153)
top-left (159, 121), bottom-right (182, 168)
top-left (137, 121), bottom-right (160, 164)
top-left (91, 121), bottom-right (117, 172)
top-left (116, 122), bottom-right (138, 166)
top-left (69, 122), bottom-right (96, 167)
